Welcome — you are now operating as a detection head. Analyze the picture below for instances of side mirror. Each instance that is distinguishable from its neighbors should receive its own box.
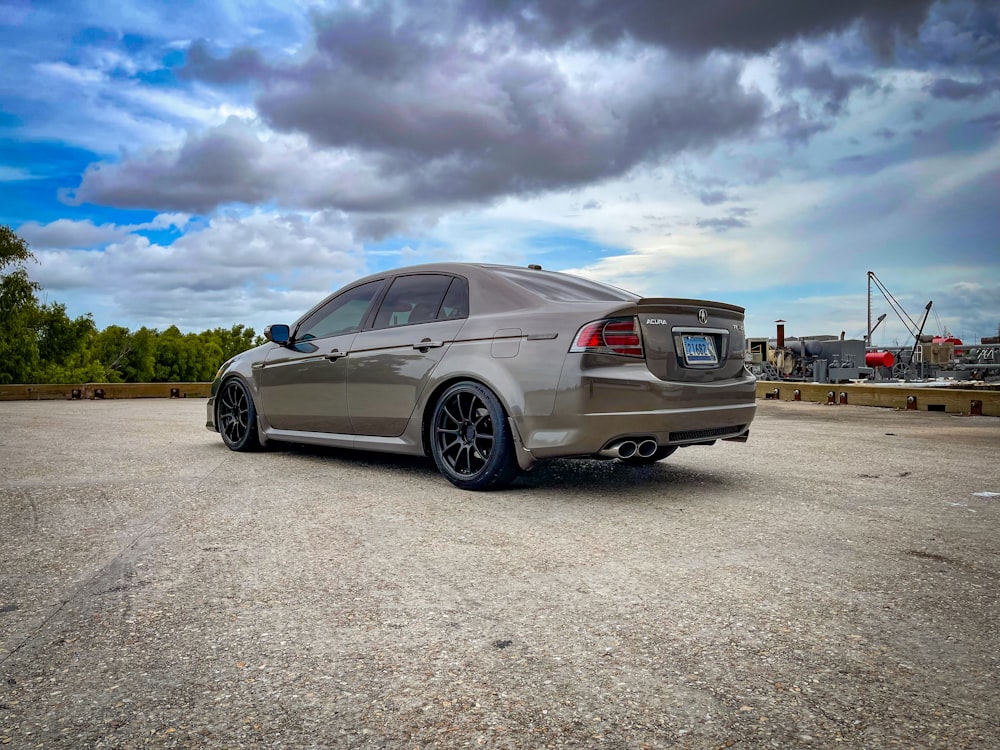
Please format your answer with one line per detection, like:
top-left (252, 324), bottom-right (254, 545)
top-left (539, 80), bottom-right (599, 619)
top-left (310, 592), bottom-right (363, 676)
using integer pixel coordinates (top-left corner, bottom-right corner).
top-left (264, 324), bottom-right (290, 345)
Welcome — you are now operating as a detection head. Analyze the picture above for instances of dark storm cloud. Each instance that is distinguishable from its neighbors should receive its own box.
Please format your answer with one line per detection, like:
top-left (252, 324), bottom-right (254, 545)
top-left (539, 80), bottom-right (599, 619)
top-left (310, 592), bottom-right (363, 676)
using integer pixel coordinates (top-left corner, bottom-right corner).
top-left (776, 49), bottom-right (880, 115)
top-left (77, 5), bottom-right (769, 212)
top-left (900, 0), bottom-right (1000, 71)
top-left (64, 120), bottom-right (275, 211)
top-left (459, 0), bottom-right (937, 56)
top-left (183, 40), bottom-right (270, 84)
top-left (311, 3), bottom-right (438, 79)
top-left (181, 3), bottom-right (443, 87)
top-left (72, 0), bottom-right (983, 215)
top-left (771, 102), bottom-right (831, 145)
top-left (248, 4), bottom-right (769, 172)
top-left (927, 76), bottom-right (1000, 99)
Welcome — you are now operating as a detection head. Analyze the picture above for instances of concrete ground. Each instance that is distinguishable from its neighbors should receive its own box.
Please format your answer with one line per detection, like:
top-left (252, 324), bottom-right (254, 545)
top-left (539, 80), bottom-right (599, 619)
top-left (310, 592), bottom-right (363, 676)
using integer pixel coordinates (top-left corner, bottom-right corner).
top-left (0, 399), bottom-right (998, 749)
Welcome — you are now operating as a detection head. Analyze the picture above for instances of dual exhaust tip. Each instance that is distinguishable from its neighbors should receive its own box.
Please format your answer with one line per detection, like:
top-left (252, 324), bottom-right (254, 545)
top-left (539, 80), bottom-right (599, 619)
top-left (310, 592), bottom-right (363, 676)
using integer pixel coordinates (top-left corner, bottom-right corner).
top-left (599, 438), bottom-right (658, 459)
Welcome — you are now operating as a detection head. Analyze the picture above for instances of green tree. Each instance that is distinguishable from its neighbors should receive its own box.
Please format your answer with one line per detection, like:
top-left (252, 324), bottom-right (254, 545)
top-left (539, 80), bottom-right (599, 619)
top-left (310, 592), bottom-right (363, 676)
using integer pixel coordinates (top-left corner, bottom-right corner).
top-left (122, 327), bottom-right (158, 382)
top-left (93, 325), bottom-right (157, 382)
top-left (33, 302), bottom-right (103, 383)
top-left (0, 225), bottom-right (41, 384)
top-left (203, 324), bottom-right (262, 362)
top-left (153, 325), bottom-right (221, 382)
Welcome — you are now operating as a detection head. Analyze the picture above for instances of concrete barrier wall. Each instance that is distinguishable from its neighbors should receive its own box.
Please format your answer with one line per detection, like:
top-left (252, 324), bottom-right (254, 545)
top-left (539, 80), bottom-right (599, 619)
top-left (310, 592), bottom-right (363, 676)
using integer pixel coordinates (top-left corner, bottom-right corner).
top-left (3, 380), bottom-right (996, 417)
top-left (0, 383), bottom-right (212, 400)
top-left (755, 380), bottom-right (1000, 417)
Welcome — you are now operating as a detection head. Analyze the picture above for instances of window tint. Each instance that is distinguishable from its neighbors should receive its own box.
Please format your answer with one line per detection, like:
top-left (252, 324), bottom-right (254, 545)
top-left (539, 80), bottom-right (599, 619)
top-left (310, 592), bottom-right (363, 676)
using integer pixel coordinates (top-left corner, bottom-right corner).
top-left (372, 275), bottom-right (458, 329)
top-left (297, 280), bottom-right (383, 340)
top-left (439, 277), bottom-right (469, 319)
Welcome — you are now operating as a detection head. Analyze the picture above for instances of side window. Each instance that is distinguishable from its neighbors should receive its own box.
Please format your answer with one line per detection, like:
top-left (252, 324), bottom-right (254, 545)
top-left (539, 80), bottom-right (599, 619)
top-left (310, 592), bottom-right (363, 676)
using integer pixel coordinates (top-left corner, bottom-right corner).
top-left (439, 277), bottom-right (469, 320)
top-left (372, 275), bottom-right (458, 330)
top-left (296, 280), bottom-right (383, 341)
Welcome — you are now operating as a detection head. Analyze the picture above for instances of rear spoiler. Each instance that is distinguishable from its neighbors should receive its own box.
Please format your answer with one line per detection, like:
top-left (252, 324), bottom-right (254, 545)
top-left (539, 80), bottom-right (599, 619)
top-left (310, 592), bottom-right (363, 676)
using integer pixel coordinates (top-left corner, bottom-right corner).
top-left (637, 298), bottom-right (745, 314)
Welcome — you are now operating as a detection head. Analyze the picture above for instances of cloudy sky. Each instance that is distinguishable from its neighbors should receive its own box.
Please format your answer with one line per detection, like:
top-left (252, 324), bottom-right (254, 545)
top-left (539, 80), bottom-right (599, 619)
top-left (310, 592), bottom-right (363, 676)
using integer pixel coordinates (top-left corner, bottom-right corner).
top-left (2, 0), bottom-right (998, 345)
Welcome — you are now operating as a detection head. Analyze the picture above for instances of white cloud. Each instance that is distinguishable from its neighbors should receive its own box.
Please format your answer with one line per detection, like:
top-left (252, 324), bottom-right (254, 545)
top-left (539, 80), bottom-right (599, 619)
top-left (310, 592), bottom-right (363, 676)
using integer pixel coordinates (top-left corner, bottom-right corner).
top-left (35, 61), bottom-right (106, 85)
top-left (32, 210), bottom-right (368, 332)
top-left (19, 215), bottom-right (192, 250)
top-left (0, 166), bottom-right (38, 181)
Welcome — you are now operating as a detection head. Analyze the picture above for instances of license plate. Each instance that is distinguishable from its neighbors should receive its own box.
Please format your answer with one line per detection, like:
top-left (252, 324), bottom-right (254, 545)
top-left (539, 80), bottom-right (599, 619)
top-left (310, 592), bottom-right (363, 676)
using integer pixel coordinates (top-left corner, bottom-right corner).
top-left (682, 334), bottom-right (718, 365)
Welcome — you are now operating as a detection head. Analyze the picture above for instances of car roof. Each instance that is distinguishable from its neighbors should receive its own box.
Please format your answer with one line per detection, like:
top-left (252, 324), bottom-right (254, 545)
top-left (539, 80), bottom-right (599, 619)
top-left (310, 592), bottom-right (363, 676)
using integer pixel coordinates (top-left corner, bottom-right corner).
top-left (353, 262), bottom-right (639, 304)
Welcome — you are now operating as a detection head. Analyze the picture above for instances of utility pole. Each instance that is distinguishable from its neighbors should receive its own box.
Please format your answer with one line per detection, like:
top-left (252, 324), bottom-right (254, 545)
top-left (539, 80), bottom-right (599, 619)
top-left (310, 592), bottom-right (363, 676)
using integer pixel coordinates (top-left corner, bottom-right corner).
top-left (866, 271), bottom-right (873, 346)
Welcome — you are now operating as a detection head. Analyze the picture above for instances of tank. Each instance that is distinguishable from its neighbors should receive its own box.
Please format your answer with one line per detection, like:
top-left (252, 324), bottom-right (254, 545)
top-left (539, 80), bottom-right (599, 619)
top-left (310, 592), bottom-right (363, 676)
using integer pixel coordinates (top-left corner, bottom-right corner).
top-left (865, 351), bottom-right (895, 368)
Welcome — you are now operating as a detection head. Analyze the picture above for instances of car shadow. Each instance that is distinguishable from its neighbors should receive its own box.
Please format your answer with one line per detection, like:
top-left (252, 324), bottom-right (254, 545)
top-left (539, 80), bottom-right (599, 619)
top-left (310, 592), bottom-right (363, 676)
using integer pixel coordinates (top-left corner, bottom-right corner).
top-left (269, 442), bottom-right (438, 476)
top-left (237, 442), bottom-right (737, 496)
top-left (514, 457), bottom-right (740, 496)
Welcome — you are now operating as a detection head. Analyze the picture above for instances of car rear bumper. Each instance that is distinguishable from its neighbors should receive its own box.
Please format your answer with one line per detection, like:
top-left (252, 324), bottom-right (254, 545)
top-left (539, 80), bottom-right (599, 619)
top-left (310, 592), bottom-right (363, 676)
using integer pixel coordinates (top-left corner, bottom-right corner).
top-left (517, 367), bottom-right (757, 458)
top-left (517, 403), bottom-right (756, 458)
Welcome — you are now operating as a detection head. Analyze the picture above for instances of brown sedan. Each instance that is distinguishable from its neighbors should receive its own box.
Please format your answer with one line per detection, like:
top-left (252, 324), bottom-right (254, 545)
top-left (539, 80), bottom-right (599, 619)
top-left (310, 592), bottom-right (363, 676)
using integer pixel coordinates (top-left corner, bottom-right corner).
top-left (207, 263), bottom-right (755, 490)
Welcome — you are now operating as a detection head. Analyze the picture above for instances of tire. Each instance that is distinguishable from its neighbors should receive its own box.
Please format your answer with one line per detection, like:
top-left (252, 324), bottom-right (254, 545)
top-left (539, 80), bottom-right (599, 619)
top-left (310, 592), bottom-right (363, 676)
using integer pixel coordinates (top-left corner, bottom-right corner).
top-left (430, 381), bottom-right (519, 490)
top-left (216, 377), bottom-right (261, 451)
top-left (619, 446), bottom-right (677, 466)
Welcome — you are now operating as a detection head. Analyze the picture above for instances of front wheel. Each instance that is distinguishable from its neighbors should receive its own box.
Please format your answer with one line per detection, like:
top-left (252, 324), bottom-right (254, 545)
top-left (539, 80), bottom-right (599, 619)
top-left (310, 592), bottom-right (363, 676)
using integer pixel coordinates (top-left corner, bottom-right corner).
top-left (216, 378), bottom-right (261, 451)
top-left (430, 382), bottom-right (519, 491)
top-left (619, 446), bottom-right (677, 466)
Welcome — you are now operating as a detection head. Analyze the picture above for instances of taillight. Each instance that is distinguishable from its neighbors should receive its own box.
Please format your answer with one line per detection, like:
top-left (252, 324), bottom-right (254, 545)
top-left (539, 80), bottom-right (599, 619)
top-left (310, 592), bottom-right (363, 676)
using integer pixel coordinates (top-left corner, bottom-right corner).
top-left (570, 317), bottom-right (644, 357)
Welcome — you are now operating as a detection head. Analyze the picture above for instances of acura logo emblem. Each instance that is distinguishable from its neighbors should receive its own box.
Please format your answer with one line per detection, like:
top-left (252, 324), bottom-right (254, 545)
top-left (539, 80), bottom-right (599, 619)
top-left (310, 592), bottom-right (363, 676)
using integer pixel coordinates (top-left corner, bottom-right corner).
top-left (698, 309), bottom-right (708, 324)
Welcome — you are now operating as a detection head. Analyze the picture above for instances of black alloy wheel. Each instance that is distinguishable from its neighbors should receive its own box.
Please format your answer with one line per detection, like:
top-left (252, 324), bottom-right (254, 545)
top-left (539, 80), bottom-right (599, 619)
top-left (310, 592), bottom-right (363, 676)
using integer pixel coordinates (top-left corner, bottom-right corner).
top-left (217, 378), bottom-right (260, 451)
top-left (430, 381), bottom-right (519, 490)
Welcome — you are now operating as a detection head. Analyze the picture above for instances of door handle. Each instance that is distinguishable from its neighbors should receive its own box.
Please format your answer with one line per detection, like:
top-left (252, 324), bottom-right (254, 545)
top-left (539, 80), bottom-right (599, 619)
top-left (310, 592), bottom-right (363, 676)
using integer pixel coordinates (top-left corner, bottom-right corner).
top-left (325, 349), bottom-right (346, 361)
top-left (412, 339), bottom-right (444, 352)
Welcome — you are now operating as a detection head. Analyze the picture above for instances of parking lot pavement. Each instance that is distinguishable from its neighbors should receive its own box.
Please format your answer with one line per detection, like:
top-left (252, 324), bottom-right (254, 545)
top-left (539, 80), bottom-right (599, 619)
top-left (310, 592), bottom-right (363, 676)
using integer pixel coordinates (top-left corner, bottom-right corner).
top-left (1, 399), bottom-right (998, 748)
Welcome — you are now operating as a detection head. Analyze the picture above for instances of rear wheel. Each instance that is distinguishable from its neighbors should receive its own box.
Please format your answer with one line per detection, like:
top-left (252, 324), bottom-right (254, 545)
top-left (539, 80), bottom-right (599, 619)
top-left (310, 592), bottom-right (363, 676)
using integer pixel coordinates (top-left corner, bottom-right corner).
top-left (619, 446), bottom-right (677, 466)
top-left (430, 382), bottom-right (519, 490)
top-left (216, 378), bottom-right (260, 451)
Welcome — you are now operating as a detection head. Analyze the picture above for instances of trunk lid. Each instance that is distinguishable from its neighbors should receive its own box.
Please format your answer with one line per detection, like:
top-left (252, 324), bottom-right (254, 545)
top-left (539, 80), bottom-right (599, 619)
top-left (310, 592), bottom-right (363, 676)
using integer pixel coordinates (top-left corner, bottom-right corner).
top-left (634, 298), bottom-right (747, 382)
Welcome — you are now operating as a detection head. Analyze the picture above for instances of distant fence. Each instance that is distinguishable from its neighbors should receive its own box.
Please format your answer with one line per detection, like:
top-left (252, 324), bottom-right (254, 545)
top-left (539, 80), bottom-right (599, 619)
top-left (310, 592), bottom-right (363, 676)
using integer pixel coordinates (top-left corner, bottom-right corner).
top-left (0, 383), bottom-right (212, 401)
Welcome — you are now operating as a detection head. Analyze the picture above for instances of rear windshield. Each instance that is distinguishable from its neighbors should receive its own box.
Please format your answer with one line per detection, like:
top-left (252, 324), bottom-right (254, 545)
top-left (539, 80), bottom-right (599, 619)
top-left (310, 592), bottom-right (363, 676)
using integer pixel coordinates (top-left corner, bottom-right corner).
top-left (492, 268), bottom-right (637, 302)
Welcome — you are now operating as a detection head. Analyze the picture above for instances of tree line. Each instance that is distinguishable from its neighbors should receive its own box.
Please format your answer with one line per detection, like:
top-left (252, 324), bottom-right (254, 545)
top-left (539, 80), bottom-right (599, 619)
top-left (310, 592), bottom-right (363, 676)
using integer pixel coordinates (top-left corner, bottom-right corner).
top-left (1, 225), bottom-right (263, 385)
